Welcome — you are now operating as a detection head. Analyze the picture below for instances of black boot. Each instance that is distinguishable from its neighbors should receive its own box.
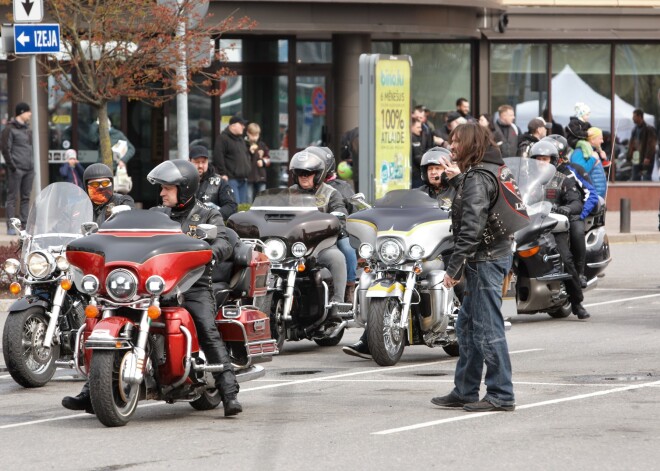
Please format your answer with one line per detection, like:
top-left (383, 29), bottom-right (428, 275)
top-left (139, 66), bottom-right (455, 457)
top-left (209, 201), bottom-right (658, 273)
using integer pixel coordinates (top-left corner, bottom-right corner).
top-left (214, 369), bottom-right (241, 417)
top-left (572, 303), bottom-right (591, 320)
top-left (223, 395), bottom-right (243, 417)
top-left (62, 382), bottom-right (94, 414)
top-left (342, 339), bottom-right (371, 359)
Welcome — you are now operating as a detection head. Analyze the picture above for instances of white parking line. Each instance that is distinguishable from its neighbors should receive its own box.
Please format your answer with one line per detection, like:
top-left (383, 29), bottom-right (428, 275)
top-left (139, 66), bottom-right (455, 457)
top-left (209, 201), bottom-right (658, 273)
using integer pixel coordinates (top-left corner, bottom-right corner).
top-left (584, 293), bottom-right (660, 308)
top-left (372, 379), bottom-right (660, 435)
top-left (0, 349), bottom-right (542, 430)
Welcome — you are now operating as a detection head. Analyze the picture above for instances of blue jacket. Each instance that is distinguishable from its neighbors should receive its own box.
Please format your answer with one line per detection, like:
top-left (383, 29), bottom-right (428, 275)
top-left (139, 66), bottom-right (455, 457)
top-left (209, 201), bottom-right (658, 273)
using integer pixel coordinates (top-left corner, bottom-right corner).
top-left (570, 148), bottom-right (607, 198)
top-left (59, 162), bottom-right (85, 189)
top-left (565, 164), bottom-right (599, 219)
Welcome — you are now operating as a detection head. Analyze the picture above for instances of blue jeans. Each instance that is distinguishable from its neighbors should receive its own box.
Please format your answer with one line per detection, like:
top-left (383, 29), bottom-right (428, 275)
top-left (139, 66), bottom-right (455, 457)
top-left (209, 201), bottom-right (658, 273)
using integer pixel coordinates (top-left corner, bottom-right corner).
top-left (337, 236), bottom-right (357, 282)
top-left (247, 181), bottom-right (267, 203)
top-left (451, 255), bottom-right (515, 407)
top-left (228, 178), bottom-right (248, 204)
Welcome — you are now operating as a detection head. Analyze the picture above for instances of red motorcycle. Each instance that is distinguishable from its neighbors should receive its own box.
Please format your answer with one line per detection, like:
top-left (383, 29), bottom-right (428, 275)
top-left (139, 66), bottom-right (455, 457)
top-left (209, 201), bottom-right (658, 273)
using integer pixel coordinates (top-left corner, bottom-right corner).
top-left (66, 209), bottom-right (277, 427)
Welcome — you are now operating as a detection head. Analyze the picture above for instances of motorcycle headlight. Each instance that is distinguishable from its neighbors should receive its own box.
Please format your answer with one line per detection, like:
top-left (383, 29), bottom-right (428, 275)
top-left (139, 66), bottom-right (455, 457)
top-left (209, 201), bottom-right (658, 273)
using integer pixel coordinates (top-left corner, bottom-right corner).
top-left (27, 251), bottom-right (55, 279)
top-left (3, 258), bottom-right (20, 275)
top-left (56, 255), bottom-right (70, 271)
top-left (81, 275), bottom-right (100, 295)
top-left (105, 269), bottom-right (138, 302)
top-left (358, 243), bottom-right (374, 259)
top-left (291, 242), bottom-right (307, 258)
top-left (408, 244), bottom-right (425, 260)
top-left (264, 238), bottom-right (286, 262)
top-left (145, 275), bottom-right (166, 295)
top-left (378, 239), bottom-right (403, 265)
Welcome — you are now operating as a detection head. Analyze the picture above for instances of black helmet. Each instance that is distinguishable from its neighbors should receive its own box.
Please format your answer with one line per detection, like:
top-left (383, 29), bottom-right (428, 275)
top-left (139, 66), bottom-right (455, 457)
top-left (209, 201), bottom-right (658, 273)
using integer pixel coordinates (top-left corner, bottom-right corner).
top-left (529, 141), bottom-right (560, 166)
top-left (307, 146), bottom-right (335, 175)
top-left (543, 134), bottom-right (570, 162)
top-left (147, 159), bottom-right (200, 206)
top-left (83, 163), bottom-right (113, 186)
top-left (420, 147), bottom-right (452, 182)
top-left (289, 149), bottom-right (327, 188)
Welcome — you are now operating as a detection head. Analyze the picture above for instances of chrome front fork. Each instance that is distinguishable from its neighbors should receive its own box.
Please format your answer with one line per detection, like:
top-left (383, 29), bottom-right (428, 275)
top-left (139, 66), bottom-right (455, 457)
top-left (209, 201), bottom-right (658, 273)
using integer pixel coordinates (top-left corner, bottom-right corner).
top-left (43, 285), bottom-right (67, 349)
top-left (282, 270), bottom-right (297, 321)
top-left (398, 272), bottom-right (417, 329)
top-left (125, 311), bottom-right (151, 385)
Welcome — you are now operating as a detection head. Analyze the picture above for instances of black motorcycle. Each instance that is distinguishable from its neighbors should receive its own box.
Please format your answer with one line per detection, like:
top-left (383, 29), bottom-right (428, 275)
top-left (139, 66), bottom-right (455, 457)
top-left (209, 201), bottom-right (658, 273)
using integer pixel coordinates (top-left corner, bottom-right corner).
top-left (504, 157), bottom-right (611, 318)
top-left (2, 182), bottom-right (93, 387)
top-left (227, 189), bottom-right (350, 351)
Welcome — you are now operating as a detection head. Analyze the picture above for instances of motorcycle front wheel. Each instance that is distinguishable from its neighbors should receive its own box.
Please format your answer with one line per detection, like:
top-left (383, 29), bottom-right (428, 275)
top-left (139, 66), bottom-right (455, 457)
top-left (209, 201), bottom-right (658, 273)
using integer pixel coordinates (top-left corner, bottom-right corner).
top-left (89, 350), bottom-right (140, 427)
top-left (367, 298), bottom-right (405, 366)
top-left (2, 307), bottom-right (60, 388)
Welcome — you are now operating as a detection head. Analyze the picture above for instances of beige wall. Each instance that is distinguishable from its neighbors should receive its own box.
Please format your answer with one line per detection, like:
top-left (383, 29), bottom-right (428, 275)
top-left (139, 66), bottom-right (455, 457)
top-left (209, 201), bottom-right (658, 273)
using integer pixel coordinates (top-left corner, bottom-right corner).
top-left (503, 0), bottom-right (660, 5)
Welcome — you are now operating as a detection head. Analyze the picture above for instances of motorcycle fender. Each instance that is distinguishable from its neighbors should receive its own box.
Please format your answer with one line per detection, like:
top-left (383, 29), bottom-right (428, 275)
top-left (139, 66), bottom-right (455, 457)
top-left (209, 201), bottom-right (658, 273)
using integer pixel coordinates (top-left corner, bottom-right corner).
top-left (8, 297), bottom-right (50, 314)
top-left (366, 281), bottom-right (405, 299)
top-left (85, 317), bottom-right (135, 350)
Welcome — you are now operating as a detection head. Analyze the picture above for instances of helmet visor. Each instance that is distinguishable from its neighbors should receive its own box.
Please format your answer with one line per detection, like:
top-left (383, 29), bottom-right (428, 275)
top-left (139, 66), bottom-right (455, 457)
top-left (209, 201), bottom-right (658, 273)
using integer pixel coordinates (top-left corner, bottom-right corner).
top-left (147, 160), bottom-right (185, 186)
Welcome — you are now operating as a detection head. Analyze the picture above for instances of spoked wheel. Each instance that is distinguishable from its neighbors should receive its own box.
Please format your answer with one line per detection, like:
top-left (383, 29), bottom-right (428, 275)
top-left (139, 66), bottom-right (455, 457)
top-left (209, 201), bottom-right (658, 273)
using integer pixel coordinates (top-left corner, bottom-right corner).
top-left (314, 327), bottom-right (345, 347)
top-left (548, 301), bottom-right (572, 319)
top-left (190, 388), bottom-right (222, 411)
top-left (367, 298), bottom-right (405, 366)
top-left (2, 307), bottom-right (60, 388)
top-left (270, 298), bottom-right (287, 352)
top-left (89, 350), bottom-right (140, 427)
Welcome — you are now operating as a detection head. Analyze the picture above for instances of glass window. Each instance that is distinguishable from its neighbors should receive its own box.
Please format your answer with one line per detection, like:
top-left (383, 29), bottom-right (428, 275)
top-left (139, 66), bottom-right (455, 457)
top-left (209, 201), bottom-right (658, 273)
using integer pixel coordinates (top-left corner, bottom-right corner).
top-left (221, 38), bottom-right (288, 63)
top-left (551, 44), bottom-right (612, 134)
top-left (295, 76), bottom-right (326, 148)
top-left (220, 75), bottom-right (289, 188)
top-left (168, 88), bottom-right (213, 159)
top-left (48, 75), bottom-right (73, 155)
top-left (491, 43), bottom-right (548, 129)
top-left (372, 42), bottom-right (393, 55)
top-left (296, 42), bottom-right (332, 63)
top-left (0, 72), bottom-right (7, 207)
top-left (400, 43), bottom-right (471, 130)
top-left (76, 101), bottom-right (122, 164)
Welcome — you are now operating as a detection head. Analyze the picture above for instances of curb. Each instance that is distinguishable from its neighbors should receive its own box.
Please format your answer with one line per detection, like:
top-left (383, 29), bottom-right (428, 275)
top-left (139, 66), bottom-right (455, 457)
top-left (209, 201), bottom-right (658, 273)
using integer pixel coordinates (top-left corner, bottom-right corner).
top-left (608, 233), bottom-right (660, 244)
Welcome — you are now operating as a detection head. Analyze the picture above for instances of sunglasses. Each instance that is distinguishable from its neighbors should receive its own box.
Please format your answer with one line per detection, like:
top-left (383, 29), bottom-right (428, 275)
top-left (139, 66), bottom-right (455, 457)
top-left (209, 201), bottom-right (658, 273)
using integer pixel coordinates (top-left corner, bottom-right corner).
top-left (87, 180), bottom-right (112, 189)
top-left (296, 170), bottom-right (315, 177)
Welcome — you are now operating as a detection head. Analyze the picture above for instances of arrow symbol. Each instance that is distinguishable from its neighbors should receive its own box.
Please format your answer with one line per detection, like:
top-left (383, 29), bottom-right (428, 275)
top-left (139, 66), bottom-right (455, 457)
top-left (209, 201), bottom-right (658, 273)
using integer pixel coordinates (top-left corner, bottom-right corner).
top-left (17, 31), bottom-right (30, 47)
top-left (21, 0), bottom-right (34, 16)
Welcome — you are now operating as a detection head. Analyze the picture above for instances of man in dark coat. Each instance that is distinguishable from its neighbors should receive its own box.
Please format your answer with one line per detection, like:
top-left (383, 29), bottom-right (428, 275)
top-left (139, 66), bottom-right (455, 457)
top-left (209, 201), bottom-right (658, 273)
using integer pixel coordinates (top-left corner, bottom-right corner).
top-left (213, 115), bottom-right (251, 204)
top-left (189, 145), bottom-right (237, 220)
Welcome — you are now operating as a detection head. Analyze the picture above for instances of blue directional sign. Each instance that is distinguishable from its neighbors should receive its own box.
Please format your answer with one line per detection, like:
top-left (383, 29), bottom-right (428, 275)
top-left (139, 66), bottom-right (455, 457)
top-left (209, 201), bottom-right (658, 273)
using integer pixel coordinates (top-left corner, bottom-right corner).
top-left (13, 23), bottom-right (60, 55)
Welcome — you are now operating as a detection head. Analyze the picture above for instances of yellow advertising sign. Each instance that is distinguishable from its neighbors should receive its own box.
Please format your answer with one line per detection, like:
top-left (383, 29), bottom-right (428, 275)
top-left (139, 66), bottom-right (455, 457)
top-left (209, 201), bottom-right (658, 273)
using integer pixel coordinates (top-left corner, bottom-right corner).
top-left (374, 58), bottom-right (411, 199)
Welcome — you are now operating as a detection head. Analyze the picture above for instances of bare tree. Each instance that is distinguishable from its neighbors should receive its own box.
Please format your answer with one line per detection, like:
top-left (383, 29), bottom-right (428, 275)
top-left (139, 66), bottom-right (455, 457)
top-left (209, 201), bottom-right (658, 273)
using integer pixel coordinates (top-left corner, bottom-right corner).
top-left (40, 0), bottom-right (254, 167)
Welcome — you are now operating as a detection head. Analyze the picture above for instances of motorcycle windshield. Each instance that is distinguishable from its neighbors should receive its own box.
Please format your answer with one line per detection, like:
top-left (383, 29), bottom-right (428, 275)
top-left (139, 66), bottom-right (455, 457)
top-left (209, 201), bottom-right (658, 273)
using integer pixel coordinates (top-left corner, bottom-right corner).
top-left (25, 182), bottom-right (93, 252)
top-left (373, 189), bottom-right (440, 209)
top-left (250, 188), bottom-right (319, 211)
top-left (503, 157), bottom-right (556, 208)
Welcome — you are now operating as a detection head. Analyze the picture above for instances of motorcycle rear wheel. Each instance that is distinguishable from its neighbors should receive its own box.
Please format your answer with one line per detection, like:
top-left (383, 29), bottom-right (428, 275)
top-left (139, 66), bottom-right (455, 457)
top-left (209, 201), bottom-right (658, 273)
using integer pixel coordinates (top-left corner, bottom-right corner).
top-left (442, 344), bottom-right (460, 357)
top-left (190, 388), bottom-right (222, 410)
top-left (2, 307), bottom-right (59, 388)
top-left (547, 301), bottom-right (572, 318)
top-left (367, 298), bottom-right (405, 366)
top-left (89, 350), bottom-right (140, 427)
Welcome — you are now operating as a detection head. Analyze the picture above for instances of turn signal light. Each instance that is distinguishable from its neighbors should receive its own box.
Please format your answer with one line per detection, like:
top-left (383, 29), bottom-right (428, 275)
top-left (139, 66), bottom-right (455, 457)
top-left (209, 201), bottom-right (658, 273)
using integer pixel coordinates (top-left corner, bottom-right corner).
top-left (60, 279), bottom-right (72, 291)
top-left (364, 266), bottom-right (371, 273)
top-left (147, 305), bottom-right (161, 320)
top-left (296, 263), bottom-right (306, 272)
top-left (413, 265), bottom-right (422, 274)
top-left (518, 246), bottom-right (540, 258)
top-left (9, 282), bottom-right (21, 295)
top-left (85, 305), bottom-right (99, 318)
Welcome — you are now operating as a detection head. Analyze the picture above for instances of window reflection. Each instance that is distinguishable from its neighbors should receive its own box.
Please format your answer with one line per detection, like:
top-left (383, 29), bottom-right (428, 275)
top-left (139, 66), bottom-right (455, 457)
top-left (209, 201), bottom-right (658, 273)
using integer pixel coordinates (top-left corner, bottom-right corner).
top-left (296, 42), bottom-right (331, 63)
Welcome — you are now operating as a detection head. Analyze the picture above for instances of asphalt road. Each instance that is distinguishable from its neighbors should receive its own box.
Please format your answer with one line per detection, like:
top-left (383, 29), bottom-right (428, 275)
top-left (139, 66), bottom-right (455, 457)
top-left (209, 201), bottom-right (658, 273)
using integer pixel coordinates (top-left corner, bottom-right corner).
top-left (1, 242), bottom-right (659, 470)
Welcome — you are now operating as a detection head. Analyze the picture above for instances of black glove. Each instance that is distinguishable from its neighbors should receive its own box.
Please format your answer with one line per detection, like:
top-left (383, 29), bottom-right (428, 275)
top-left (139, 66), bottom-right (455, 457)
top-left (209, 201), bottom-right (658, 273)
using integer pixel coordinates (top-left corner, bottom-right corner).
top-left (555, 206), bottom-right (571, 217)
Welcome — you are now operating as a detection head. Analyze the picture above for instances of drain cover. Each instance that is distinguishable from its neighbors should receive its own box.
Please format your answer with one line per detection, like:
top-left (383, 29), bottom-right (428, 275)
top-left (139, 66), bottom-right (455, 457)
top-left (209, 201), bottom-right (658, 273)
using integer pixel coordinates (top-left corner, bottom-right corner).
top-left (572, 373), bottom-right (655, 383)
top-left (414, 371), bottom-right (449, 377)
top-left (279, 370), bottom-right (323, 376)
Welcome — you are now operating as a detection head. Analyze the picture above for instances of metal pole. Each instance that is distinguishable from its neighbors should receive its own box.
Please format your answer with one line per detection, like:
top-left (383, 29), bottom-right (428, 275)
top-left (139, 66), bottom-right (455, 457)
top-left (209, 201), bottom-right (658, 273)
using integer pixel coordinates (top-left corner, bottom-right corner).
top-left (620, 198), bottom-right (631, 233)
top-left (29, 54), bottom-right (41, 190)
top-left (175, 10), bottom-right (188, 160)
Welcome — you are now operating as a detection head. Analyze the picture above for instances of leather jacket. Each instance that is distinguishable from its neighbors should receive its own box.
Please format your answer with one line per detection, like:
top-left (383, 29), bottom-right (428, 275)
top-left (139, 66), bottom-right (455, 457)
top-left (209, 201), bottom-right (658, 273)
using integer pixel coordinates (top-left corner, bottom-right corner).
top-left (152, 199), bottom-right (233, 288)
top-left (418, 178), bottom-right (455, 208)
top-left (93, 193), bottom-right (135, 226)
top-left (543, 169), bottom-right (583, 222)
top-left (197, 165), bottom-right (238, 220)
top-left (446, 148), bottom-right (521, 279)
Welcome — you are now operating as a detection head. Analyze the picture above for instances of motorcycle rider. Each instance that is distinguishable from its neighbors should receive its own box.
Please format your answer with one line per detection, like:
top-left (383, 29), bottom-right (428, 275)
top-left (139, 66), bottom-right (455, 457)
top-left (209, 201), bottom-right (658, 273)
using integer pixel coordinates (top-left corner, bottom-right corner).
top-left (542, 135), bottom-right (599, 288)
top-left (308, 146), bottom-right (358, 303)
top-left (189, 144), bottom-right (238, 220)
top-left (147, 159), bottom-right (242, 416)
top-left (82, 163), bottom-right (135, 225)
top-left (289, 149), bottom-right (348, 304)
top-left (62, 164), bottom-right (135, 413)
top-left (418, 146), bottom-right (456, 207)
top-left (528, 141), bottom-right (591, 320)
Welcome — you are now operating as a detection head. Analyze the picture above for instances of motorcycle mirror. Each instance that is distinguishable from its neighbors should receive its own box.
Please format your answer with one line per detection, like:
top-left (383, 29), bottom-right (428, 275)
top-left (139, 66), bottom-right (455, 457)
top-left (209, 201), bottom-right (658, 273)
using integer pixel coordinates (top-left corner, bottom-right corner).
top-left (330, 211), bottom-right (347, 223)
top-left (81, 222), bottom-right (99, 236)
top-left (440, 204), bottom-right (451, 212)
top-left (350, 193), bottom-right (365, 203)
top-left (9, 218), bottom-right (21, 232)
top-left (195, 223), bottom-right (217, 240)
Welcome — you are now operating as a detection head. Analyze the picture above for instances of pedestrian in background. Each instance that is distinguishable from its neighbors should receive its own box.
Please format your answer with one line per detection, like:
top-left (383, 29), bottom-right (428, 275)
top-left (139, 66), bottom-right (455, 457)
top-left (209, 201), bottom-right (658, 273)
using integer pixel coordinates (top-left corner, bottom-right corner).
top-left (59, 149), bottom-right (85, 189)
top-left (1, 102), bottom-right (33, 235)
top-left (214, 115), bottom-right (251, 204)
top-left (478, 113), bottom-right (504, 148)
top-left (566, 102), bottom-right (592, 149)
top-left (493, 104), bottom-right (519, 157)
top-left (246, 122), bottom-right (271, 202)
top-left (626, 108), bottom-right (657, 181)
top-left (517, 117), bottom-right (552, 157)
top-left (431, 122), bottom-right (528, 413)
